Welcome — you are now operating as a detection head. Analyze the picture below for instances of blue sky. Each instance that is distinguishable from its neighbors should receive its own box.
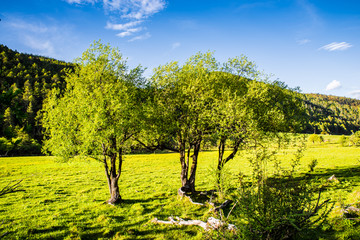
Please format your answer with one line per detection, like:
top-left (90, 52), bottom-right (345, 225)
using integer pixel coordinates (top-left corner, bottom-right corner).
top-left (1, 0), bottom-right (360, 99)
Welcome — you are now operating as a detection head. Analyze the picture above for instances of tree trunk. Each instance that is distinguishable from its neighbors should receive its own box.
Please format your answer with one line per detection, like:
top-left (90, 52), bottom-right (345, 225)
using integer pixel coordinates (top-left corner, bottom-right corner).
top-left (107, 175), bottom-right (121, 204)
top-left (102, 140), bottom-right (122, 204)
top-left (217, 136), bottom-right (243, 172)
top-left (188, 139), bottom-right (201, 193)
top-left (178, 136), bottom-right (202, 195)
top-left (179, 140), bottom-right (191, 192)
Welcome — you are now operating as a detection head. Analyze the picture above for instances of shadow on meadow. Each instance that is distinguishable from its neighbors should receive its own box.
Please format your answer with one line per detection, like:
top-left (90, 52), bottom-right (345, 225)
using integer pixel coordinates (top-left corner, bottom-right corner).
top-left (300, 165), bottom-right (360, 188)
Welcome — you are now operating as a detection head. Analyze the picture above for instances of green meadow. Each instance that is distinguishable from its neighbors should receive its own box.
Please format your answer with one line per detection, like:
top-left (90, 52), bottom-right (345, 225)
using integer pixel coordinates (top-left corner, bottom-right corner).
top-left (1, 135), bottom-right (360, 239)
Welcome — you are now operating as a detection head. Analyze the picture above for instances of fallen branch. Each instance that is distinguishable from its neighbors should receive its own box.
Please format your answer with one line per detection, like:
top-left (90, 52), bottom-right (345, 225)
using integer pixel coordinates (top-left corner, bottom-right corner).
top-left (0, 179), bottom-right (24, 197)
top-left (214, 199), bottom-right (232, 212)
top-left (152, 216), bottom-right (236, 231)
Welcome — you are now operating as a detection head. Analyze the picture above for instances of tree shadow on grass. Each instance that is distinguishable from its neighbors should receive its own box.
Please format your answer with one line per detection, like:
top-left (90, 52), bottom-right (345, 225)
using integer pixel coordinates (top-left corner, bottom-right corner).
top-left (294, 165), bottom-right (360, 188)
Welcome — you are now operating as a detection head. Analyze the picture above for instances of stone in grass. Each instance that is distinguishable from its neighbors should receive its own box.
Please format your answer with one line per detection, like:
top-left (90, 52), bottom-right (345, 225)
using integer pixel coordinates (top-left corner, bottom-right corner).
top-left (327, 174), bottom-right (339, 183)
top-left (342, 206), bottom-right (360, 218)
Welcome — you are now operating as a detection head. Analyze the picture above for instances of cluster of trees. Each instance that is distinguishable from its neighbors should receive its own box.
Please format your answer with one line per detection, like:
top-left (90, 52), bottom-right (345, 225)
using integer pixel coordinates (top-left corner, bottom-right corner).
top-left (303, 93), bottom-right (360, 135)
top-left (0, 44), bottom-right (73, 155)
top-left (42, 41), bottom-right (306, 204)
top-left (2, 43), bottom-right (360, 157)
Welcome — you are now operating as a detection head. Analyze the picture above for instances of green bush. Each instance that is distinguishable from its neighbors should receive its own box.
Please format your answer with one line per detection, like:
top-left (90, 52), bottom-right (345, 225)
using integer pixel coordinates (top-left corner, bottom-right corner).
top-left (0, 137), bottom-right (13, 156)
top-left (220, 139), bottom-right (331, 240)
top-left (339, 135), bottom-right (347, 147)
top-left (308, 134), bottom-right (323, 144)
top-left (349, 131), bottom-right (360, 146)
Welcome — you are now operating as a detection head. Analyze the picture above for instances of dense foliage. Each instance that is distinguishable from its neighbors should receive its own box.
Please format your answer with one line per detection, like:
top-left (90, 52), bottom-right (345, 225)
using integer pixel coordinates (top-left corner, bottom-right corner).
top-left (1, 44), bottom-right (360, 157)
top-left (303, 93), bottom-right (360, 135)
top-left (42, 41), bottom-right (145, 204)
top-left (0, 44), bottom-right (73, 156)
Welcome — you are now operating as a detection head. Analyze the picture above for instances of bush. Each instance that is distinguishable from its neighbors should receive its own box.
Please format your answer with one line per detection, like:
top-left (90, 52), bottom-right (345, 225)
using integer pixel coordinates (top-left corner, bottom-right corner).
top-left (339, 135), bottom-right (347, 147)
top-left (349, 131), bottom-right (360, 146)
top-left (216, 137), bottom-right (331, 240)
top-left (0, 137), bottom-right (13, 156)
top-left (308, 134), bottom-right (323, 144)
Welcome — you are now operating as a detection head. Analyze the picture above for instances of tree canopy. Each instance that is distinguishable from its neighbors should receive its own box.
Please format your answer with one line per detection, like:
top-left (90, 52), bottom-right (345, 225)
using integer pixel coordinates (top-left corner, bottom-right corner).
top-left (42, 41), bottom-right (145, 204)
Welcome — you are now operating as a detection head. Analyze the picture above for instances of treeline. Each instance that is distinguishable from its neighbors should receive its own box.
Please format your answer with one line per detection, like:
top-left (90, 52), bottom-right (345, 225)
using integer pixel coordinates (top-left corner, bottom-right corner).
top-left (303, 93), bottom-right (360, 135)
top-left (0, 44), bottom-right (73, 155)
top-left (1, 44), bottom-right (360, 156)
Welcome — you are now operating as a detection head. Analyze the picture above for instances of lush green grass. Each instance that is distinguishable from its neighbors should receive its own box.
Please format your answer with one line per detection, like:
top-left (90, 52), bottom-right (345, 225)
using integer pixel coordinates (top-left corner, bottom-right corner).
top-left (1, 135), bottom-right (360, 239)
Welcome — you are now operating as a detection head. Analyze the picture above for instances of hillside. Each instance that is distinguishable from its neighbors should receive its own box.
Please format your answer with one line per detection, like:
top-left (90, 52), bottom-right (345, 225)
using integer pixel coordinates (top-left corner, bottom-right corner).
top-left (0, 44), bottom-right (73, 155)
top-left (0, 44), bottom-right (359, 155)
top-left (303, 93), bottom-right (360, 135)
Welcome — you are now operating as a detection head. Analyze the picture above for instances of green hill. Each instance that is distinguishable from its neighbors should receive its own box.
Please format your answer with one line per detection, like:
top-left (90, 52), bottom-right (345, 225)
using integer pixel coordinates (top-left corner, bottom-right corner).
top-left (303, 93), bottom-right (360, 135)
top-left (0, 44), bottom-right (73, 155)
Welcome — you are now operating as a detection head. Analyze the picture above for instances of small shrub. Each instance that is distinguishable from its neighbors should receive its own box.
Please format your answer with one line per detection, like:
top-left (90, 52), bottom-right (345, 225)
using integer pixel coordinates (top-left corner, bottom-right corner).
top-left (308, 159), bottom-right (318, 172)
top-left (349, 131), bottom-right (360, 146)
top-left (229, 140), bottom-right (331, 240)
top-left (0, 137), bottom-right (13, 156)
top-left (339, 135), bottom-right (347, 147)
top-left (308, 134), bottom-right (321, 144)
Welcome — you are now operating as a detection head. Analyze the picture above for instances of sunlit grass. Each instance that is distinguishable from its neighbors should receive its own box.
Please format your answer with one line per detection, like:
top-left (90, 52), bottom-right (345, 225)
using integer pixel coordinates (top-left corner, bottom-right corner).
top-left (1, 135), bottom-right (360, 239)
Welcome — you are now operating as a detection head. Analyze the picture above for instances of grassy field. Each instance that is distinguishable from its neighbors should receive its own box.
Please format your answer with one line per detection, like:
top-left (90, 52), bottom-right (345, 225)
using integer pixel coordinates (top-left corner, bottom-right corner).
top-left (1, 135), bottom-right (360, 239)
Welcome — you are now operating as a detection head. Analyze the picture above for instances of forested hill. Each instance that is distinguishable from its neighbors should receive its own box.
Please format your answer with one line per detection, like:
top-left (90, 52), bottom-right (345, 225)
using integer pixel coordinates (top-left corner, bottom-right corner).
top-left (0, 44), bottom-right (73, 155)
top-left (0, 44), bottom-right (359, 155)
top-left (303, 93), bottom-right (360, 135)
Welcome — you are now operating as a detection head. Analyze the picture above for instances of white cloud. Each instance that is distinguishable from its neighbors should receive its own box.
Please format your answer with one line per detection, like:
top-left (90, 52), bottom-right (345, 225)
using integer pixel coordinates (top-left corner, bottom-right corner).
top-left (297, 39), bottom-right (310, 45)
top-left (319, 42), bottom-right (352, 51)
top-left (350, 90), bottom-right (360, 99)
top-left (116, 27), bottom-right (142, 37)
top-left (9, 19), bottom-right (48, 33)
top-left (64, 0), bottom-right (98, 4)
top-left (5, 16), bottom-right (77, 60)
top-left (105, 20), bottom-right (142, 30)
top-left (326, 80), bottom-right (341, 91)
top-left (128, 32), bottom-right (151, 42)
top-left (172, 42), bottom-right (181, 50)
top-left (24, 35), bottom-right (55, 56)
top-left (103, 0), bottom-right (166, 19)
top-left (66, 0), bottom-right (165, 39)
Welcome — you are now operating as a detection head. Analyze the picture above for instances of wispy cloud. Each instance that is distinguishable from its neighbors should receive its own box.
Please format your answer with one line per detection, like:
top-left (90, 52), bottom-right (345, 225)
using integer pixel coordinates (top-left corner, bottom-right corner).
top-left (171, 42), bottom-right (181, 50)
top-left (105, 20), bottom-right (142, 31)
top-left (103, 0), bottom-right (166, 19)
top-left (237, 2), bottom-right (274, 10)
top-left (128, 32), bottom-right (151, 42)
top-left (297, 39), bottom-right (311, 45)
top-left (116, 28), bottom-right (142, 37)
top-left (9, 19), bottom-right (48, 33)
top-left (24, 35), bottom-right (54, 55)
top-left (319, 42), bottom-right (352, 51)
top-left (5, 16), bottom-right (76, 59)
top-left (297, 0), bottom-right (322, 26)
top-left (66, 0), bottom-right (166, 39)
top-left (326, 80), bottom-right (341, 91)
top-left (64, 0), bottom-right (98, 4)
top-left (350, 90), bottom-right (360, 99)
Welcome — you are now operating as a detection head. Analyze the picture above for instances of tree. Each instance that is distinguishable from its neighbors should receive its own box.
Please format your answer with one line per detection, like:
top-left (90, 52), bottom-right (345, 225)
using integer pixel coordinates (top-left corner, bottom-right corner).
top-left (148, 52), bottom-right (306, 194)
top-left (42, 41), bottom-right (144, 204)
top-left (149, 52), bottom-right (219, 193)
top-left (209, 60), bottom-right (305, 177)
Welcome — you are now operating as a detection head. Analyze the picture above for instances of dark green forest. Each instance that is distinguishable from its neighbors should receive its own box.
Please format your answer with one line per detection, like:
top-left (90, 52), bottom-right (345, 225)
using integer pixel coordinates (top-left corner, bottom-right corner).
top-left (0, 44), bottom-right (359, 156)
top-left (0, 44), bottom-right (73, 155)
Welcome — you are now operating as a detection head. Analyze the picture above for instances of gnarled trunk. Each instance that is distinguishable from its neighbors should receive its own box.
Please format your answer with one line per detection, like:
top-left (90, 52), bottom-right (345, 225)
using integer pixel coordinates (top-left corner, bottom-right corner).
top-left (102, 140), bottom-right (122, 204)
top-left (107, 175), bottom-right (121, 204)
top-left (179, 138), bottom-right (201, 194)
